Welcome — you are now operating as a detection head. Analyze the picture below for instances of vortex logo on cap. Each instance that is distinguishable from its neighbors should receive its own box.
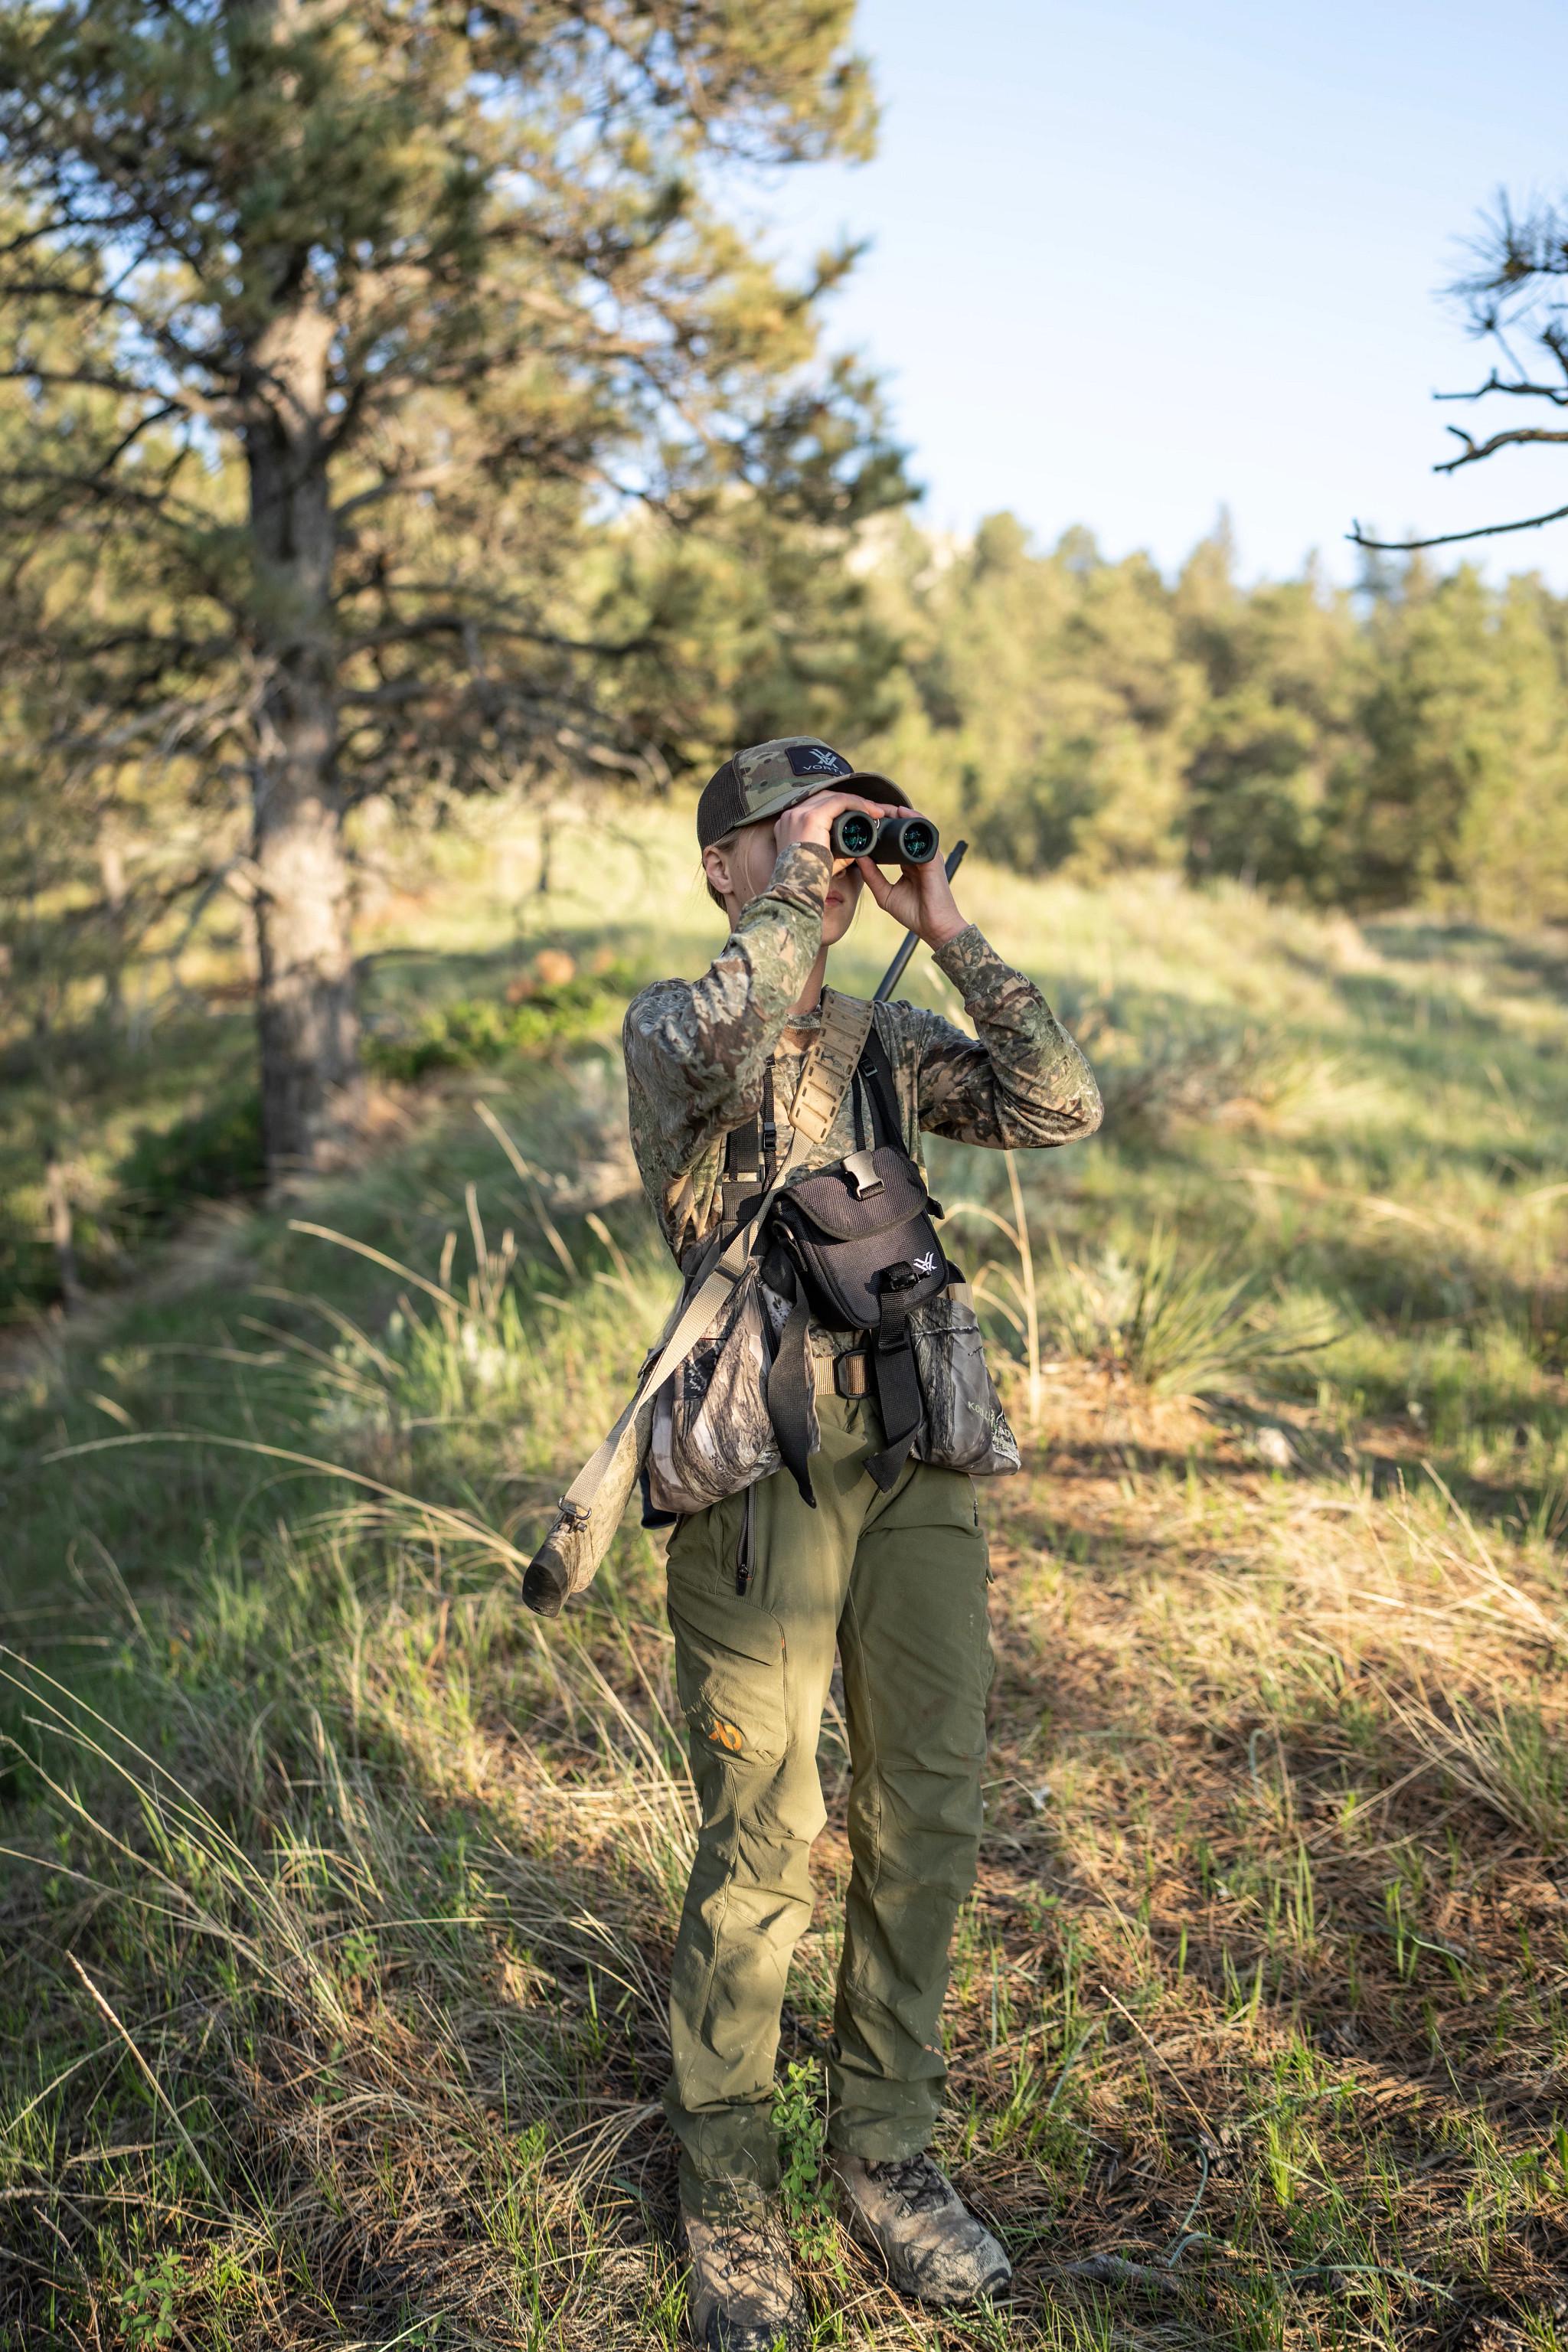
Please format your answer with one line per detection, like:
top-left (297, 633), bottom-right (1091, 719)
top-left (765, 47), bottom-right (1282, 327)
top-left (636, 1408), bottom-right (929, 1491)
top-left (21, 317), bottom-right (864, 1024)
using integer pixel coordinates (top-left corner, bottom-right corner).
top-left (785, 744), bottom-right (852, 779)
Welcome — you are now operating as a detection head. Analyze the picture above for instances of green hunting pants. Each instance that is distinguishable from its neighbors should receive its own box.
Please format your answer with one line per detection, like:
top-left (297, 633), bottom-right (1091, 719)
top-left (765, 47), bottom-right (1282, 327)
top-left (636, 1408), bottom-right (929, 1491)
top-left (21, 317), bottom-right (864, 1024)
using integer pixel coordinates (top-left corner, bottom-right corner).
top-left (663, 1392), bottom-right (993, 2218)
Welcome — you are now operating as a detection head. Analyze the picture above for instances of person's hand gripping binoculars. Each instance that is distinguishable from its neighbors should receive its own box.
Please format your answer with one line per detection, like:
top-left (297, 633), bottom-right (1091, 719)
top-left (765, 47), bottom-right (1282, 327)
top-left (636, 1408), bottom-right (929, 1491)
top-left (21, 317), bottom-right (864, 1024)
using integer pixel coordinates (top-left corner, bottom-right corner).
top-left (774, 789), bottom-right (967, 952)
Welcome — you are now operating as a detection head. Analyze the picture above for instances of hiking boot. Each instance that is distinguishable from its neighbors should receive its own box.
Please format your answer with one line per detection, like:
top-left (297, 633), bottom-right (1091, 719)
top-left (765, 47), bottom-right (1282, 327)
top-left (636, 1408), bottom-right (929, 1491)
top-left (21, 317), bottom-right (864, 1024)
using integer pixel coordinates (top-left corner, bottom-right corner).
top-left (832, 2150), bottom-right (1011, 2306)
top-left (681, 2193), bottom-right (808, 2350)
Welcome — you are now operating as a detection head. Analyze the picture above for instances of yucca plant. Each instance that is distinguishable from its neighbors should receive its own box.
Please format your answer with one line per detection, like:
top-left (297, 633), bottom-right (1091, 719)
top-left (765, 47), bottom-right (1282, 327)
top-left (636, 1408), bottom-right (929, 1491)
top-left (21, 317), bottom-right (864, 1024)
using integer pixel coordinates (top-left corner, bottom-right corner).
top-left (1049, 1224), bottom-right (1340, 1397)
top-left (1050, 1227), bottom-right (1265, 1395)
top-left (943, 1153), bottom-right (1047, 1429)
top-left (949, 1161), bottom-right (1332, 1410)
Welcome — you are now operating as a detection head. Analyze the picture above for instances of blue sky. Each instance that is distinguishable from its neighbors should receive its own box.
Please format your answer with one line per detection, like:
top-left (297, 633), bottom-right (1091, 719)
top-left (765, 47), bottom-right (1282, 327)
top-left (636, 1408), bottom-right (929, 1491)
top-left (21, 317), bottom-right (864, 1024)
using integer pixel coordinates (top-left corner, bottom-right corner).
top-left (765, 0), bottom-right (1568, 585)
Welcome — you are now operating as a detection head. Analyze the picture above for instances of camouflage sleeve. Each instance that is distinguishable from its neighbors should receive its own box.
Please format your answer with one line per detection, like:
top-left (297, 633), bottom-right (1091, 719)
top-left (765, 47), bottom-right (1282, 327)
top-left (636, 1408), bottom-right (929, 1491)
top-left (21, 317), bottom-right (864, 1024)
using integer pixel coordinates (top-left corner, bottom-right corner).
top-left (897, 922), bottom-right (1102, 1148)
top-left (622, 841), bottom-right (831, 1207)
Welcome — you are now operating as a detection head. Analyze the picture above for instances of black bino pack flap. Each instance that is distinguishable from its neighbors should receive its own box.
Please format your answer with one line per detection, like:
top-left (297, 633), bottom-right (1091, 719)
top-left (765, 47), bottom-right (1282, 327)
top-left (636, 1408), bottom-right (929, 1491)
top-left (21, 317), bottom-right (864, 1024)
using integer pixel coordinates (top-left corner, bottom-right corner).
top-left (756, 1015), bottom-right (949, 1505)
top-left (780, 1145), bottom-right (930, 1243)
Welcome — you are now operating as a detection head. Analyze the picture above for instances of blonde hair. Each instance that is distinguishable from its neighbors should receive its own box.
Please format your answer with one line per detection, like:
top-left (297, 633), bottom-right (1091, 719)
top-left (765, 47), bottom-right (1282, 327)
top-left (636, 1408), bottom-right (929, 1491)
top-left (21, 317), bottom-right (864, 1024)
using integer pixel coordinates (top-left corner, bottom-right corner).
top-left (705, 823), bottom-right (773, 913)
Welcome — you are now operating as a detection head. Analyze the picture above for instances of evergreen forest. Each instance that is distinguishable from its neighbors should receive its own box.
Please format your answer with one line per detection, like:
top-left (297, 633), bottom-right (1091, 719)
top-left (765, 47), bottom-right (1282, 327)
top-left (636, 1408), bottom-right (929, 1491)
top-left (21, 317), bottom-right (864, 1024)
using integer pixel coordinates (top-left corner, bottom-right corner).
top-left (832, 511), bottom-right (1568, 919)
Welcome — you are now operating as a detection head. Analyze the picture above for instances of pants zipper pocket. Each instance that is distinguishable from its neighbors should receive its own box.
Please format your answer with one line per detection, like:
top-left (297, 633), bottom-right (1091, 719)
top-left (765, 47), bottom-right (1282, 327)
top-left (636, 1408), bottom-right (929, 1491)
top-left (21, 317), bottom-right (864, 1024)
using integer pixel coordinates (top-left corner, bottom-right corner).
top-left (735, 1481), bottom-right (756, 1596)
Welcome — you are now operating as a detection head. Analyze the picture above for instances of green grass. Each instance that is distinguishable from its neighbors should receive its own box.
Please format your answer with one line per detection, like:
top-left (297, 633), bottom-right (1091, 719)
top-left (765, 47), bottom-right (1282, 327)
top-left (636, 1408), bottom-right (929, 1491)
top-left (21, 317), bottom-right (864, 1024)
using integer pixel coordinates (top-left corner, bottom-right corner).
top-left (2, 803), bottom-right (1566, 2347)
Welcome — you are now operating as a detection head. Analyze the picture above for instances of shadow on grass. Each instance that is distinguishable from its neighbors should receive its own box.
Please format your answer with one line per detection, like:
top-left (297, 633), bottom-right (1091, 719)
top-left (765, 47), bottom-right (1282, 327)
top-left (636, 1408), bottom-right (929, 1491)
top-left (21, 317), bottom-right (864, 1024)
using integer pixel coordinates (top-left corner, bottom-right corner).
top-left (0, 1530), bottom-right (694, 2343)
top-left (1363, 916), bottom-right (1568, 1004)
top-left (8, 1426), bottom-right (1568, 2347)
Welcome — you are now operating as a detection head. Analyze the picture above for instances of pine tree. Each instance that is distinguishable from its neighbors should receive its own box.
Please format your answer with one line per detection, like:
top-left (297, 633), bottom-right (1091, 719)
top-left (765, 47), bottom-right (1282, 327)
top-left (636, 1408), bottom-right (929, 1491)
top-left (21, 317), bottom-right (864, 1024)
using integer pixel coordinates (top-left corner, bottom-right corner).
top-left (1448, 575), bottom-right (1568, 921)
top-left (1177, 531), bottom-right (1364, 896)
top-left (0, 1), bottom-right (903, 1176)
top-left (866, 512), bottom-right (1199, 879)
top-left (1326, 562), bottom-right (1498, 907)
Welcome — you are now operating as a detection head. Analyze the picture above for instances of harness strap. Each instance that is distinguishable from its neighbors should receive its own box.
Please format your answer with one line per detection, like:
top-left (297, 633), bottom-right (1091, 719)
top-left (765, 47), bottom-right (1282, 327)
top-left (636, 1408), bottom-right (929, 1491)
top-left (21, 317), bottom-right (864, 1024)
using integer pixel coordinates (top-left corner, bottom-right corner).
top-left (790, 990), bottom-right (876, 1143)
top-left (857, 1027), bottom-right (904, 1151)
top-left (763, 998), bottom-right (940, 1503)
top-left (763, 994), bottom-right (877, 1510)
top-left (720, 1063), bottom-right (776, 1232)
top-left (865, 1279), bottom-right (926, 1490)
top-left (867, 1021), bottom-right (938, 1485)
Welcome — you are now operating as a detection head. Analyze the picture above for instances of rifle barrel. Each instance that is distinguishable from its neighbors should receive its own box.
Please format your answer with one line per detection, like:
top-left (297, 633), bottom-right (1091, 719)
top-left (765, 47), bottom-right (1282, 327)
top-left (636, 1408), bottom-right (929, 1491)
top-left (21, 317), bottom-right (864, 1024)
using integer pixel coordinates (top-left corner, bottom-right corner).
top-left (873, 838), bottom-right (969, 1002)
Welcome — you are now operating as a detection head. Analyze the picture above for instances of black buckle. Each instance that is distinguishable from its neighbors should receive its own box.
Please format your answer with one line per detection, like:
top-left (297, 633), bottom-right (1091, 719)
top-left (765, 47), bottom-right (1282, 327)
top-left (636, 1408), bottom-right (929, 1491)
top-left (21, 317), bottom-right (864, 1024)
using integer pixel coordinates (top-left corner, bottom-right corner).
top-left (721, 1180), bottom-right (765, 1232)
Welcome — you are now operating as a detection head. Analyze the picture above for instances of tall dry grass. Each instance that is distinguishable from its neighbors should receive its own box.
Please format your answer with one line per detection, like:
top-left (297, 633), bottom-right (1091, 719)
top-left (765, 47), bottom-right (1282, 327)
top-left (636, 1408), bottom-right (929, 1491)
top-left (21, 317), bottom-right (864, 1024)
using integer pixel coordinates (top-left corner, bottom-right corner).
top-left (3, 819), bottom-right (1568, 2347)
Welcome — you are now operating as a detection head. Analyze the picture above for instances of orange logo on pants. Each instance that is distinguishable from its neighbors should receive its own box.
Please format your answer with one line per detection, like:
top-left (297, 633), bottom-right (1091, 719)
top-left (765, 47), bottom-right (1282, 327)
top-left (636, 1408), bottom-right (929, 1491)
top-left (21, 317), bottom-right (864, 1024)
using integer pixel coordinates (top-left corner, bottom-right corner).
top-left (708, 1713), bottom-right (743, 1754)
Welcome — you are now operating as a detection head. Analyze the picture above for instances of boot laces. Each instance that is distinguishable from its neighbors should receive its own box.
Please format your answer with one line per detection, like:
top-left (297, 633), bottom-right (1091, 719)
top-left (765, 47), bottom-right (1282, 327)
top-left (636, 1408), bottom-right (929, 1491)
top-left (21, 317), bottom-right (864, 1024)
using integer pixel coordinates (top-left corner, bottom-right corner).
top-left (864, 2150), bottom-right (951, 2214)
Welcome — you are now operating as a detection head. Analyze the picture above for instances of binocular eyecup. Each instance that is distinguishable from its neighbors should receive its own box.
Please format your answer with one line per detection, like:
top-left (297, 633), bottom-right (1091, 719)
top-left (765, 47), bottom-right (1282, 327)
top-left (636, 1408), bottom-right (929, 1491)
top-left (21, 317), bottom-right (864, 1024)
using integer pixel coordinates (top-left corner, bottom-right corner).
top-left (828, 810), bottom-right (940, 866)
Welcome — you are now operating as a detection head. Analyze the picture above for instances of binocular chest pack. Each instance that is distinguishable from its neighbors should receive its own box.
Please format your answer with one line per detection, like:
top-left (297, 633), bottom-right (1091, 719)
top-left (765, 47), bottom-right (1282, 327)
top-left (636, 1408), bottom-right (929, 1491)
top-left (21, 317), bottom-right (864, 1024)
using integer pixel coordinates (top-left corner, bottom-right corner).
top-left (727, 1019), bottom-right (949, 1501)
top-left (523, 990), bottom-right (1016, 1618)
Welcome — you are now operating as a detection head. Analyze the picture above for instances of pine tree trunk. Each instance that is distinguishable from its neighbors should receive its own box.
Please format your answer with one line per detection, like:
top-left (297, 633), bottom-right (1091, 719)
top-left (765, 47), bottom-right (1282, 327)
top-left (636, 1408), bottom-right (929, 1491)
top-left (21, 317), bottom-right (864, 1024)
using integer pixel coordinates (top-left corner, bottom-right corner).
top-left (251, 739), bottom-right (358, 1179)
top-left (44, 1139), bottom-right (82, 1313)
top-left (96, 828), bottom-right (127, 1024)
top-left (244, 300), bottom-right (358, 1183)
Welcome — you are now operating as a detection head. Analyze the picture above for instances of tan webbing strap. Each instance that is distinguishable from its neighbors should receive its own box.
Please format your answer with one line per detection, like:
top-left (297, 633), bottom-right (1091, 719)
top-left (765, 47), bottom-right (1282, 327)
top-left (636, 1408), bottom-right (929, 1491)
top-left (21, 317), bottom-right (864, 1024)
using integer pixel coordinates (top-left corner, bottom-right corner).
top-left (545, 993), bottom-right (875, 1531)
top-left (550, 1124), bottom-right (809, 1527)
top-left (789, 990), bottom-right (874, 1145)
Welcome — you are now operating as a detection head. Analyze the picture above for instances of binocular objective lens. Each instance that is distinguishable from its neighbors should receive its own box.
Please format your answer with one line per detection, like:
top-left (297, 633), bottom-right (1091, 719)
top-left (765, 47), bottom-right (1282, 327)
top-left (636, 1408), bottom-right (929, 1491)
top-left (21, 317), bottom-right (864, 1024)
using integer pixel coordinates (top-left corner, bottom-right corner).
top-left (827, 806), bottom-right (941, 864)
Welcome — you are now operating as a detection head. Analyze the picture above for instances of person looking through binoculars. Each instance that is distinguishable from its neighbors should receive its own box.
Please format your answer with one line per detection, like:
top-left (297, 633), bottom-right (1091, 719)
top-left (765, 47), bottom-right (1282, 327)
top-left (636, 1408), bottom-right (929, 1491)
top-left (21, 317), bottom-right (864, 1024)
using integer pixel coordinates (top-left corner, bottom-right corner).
top-left (615, 736), bottom-right (1103, 2348)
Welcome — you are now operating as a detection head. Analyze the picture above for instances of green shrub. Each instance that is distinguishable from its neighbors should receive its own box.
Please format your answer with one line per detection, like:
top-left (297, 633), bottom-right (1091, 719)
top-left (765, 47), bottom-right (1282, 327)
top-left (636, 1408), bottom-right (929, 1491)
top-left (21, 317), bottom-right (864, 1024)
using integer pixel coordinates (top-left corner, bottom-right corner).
top-left (363, 964), bottom-right (635, 1082)
top-left (0, 1089), bottom-right (266, 1321)
top-left (114, 1089), bottom-right (266, 1226)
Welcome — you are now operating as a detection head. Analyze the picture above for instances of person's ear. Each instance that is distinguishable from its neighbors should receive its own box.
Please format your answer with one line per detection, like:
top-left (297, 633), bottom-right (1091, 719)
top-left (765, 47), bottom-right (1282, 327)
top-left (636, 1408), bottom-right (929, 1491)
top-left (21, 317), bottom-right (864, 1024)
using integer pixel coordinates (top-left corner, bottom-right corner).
top-left (702, 841), bottom-right (736, 905)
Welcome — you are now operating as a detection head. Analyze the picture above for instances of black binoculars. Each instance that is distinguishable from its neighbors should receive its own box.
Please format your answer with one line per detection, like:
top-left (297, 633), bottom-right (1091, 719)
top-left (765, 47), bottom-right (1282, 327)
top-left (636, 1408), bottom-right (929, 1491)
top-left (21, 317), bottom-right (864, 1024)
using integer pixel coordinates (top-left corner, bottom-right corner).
top-left (828, 810), bottom-right (939, 865)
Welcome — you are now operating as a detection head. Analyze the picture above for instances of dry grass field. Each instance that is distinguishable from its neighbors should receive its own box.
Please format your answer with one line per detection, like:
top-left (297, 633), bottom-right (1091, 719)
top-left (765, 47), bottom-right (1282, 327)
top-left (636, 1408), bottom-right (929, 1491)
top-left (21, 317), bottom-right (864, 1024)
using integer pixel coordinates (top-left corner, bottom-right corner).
top-left (2, 806), bottom-right (1566, 2349)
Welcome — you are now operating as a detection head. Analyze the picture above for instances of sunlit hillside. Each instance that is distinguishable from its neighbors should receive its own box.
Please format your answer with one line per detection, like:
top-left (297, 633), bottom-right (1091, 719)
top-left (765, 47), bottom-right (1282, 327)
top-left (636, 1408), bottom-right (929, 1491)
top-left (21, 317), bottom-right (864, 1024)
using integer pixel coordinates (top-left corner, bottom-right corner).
top-left (3, 807), bottom-right (1567, 2348)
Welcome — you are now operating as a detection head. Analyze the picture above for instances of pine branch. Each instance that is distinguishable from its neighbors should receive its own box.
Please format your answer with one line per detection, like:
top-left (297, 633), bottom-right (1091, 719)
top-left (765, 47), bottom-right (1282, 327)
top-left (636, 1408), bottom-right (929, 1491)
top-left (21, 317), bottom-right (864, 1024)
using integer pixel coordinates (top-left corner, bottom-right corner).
top-left (1433, 368), bottom-right (1568, 410)
top-left (1348, 505), bottom-right (1568, 552)
top-left (341, 609), bottom-right (650, 662)
top-left (1436, 423), bottom-right (1568, 475)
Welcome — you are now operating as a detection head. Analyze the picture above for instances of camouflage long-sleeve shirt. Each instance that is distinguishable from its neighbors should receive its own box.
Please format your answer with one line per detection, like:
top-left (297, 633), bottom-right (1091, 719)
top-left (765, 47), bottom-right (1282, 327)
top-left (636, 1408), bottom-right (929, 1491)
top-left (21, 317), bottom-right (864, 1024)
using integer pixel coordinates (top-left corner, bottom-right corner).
top-left (623, 843), bottom-right (1102, 1285)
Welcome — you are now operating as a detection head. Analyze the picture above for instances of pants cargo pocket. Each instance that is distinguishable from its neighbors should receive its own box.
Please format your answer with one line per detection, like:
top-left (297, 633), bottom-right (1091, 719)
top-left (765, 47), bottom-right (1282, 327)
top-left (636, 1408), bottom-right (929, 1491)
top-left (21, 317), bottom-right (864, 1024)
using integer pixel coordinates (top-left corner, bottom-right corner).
top-left (667, 1564), bottom-right (790, 1780)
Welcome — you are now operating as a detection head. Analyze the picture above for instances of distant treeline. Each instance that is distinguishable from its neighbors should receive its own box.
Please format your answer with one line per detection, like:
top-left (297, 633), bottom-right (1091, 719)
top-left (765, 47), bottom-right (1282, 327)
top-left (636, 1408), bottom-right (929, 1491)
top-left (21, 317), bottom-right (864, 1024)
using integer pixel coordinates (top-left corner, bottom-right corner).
top-left (853, 513), bottom-right (1568, 922)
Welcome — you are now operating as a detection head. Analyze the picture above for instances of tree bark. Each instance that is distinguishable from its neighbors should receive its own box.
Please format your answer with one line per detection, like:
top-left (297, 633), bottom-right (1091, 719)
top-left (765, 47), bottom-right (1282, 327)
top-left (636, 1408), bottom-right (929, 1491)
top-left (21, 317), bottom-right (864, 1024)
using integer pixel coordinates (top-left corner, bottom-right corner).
top-left (244, 299), bottom-right (359, 1184)
top-left (96, 825), bottom-right (128, 1025)
top-left (44, 1137), bottom-right (82, 1312)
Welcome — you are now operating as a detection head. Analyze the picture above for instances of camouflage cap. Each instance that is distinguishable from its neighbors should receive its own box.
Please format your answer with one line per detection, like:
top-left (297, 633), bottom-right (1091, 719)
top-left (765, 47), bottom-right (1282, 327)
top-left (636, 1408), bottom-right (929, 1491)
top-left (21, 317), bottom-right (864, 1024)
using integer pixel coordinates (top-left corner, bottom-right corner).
top-left (696, 736), bottom-right (910, 851)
